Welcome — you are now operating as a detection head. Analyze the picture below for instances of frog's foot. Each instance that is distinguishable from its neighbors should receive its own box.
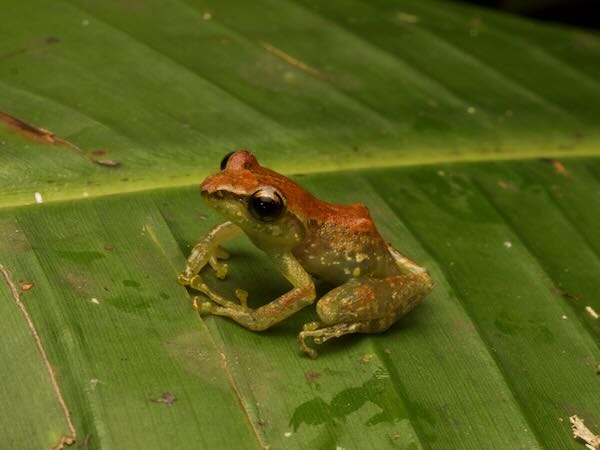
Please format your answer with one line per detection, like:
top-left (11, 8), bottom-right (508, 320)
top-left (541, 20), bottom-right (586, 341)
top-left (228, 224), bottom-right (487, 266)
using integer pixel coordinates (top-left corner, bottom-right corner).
top-left (177, 272), bottom-right (192, 286)
top-left (208, 255), bottom-right (229, 280)
top-left (298, 322), bottom-right (370, 359)
top-left (190, 277), bottom-right (244, 310)
top-left (179, 245), bottom-right (231, 285)
top-left (192, 295), bottom-right (214, 314)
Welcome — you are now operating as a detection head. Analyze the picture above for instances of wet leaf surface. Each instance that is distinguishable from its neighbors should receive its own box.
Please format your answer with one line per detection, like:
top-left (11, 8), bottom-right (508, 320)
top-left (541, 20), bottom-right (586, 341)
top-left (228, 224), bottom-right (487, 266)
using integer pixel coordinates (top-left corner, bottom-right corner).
top-left (1, 0), bottom-right (599, 449)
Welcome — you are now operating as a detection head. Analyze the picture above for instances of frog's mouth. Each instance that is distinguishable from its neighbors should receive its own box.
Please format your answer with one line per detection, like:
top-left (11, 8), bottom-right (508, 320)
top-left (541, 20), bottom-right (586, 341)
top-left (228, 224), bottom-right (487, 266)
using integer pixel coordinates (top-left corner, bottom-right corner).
top-left (201, 189), bottom-right (247, 219)
top-left (201, 189), bottom-right (246, 203)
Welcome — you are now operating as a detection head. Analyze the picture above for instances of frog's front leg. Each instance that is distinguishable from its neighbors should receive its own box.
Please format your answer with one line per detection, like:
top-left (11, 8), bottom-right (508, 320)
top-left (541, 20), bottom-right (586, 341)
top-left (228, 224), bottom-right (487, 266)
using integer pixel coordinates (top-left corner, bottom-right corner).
top-left (195, 252), bottom-right (316, 331)
top-left (177, 221), bottom-right (241, 285)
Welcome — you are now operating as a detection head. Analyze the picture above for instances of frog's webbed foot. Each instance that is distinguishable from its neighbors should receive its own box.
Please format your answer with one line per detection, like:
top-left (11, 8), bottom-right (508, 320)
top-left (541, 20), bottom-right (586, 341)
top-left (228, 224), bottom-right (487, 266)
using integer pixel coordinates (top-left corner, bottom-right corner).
top-left (298, 322), bottom-right (365, 359)
top-left (177, 244), bottom-right (230, 286)
top-left (192, 296), bottom-right (214, 314)
top-left (177, 221), bottom-right (241, 286)
top-left (189, 278), bottom-right (242, 310)
top-left (209, 247), bottom-right (230, 280)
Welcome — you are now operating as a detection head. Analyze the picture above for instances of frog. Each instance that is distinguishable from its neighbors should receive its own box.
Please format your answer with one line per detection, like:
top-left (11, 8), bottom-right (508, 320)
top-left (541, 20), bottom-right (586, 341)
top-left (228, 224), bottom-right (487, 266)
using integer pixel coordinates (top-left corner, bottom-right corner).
top-left (177, 150), bottom-right (433, 358)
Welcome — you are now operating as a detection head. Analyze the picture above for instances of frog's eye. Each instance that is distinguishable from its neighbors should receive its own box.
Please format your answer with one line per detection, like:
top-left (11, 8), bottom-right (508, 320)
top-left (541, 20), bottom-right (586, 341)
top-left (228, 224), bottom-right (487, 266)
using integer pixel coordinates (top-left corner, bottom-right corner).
top-left (248, 188), bottom-right (286, 222)
top-left (220, 151), bottom-right (235, 170)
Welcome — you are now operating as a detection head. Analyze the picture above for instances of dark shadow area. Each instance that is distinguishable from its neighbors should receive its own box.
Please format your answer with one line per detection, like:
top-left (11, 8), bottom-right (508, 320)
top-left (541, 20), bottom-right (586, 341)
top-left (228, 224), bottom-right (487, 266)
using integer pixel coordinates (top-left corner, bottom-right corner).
top-left (454, 0), bottom-right (599, 30)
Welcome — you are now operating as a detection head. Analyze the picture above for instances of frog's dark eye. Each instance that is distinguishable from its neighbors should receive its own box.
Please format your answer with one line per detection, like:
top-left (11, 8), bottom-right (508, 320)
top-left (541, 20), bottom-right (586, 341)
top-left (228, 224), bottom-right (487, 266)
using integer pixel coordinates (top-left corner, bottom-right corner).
top-left (220, 151), bottom-right (235, 170)
top-left (248, 188), bottom-right (286, 222)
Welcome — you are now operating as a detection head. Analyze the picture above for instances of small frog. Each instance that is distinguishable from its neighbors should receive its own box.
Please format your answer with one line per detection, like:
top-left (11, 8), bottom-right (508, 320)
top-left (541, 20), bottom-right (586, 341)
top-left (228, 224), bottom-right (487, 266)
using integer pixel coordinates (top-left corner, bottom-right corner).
top-left (178, 150), bottom-right (433, 358)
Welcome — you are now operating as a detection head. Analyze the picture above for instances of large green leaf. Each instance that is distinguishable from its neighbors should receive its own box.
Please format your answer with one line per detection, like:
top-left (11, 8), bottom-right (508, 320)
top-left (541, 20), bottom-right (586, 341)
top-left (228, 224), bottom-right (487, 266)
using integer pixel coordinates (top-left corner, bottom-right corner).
top-left (1, 0), bottom-right (599, 449)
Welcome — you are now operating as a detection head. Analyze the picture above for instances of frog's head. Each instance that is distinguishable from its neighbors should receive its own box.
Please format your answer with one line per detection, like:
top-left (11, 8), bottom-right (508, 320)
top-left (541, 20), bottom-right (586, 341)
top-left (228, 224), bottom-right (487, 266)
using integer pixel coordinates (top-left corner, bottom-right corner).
top-left (200, 150), bottom-right (313, 250)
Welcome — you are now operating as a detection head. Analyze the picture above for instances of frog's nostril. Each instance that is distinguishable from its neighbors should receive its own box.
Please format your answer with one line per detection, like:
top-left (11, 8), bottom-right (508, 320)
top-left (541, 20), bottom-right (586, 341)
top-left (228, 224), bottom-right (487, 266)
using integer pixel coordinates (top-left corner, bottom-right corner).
top-left (203, 189), bottom-right (224, 199)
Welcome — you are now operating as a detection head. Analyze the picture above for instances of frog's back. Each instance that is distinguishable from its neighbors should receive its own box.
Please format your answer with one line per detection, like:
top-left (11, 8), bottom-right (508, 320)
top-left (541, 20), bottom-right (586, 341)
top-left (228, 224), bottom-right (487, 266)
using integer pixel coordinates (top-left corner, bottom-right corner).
top-left (292, 201), bottom-right (399, 284)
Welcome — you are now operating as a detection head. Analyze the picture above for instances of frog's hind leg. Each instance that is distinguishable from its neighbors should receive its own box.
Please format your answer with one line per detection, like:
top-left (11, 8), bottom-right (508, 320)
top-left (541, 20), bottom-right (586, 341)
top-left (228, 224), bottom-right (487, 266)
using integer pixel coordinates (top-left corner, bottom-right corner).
top-left (298, 273), bottom-right (431, 358)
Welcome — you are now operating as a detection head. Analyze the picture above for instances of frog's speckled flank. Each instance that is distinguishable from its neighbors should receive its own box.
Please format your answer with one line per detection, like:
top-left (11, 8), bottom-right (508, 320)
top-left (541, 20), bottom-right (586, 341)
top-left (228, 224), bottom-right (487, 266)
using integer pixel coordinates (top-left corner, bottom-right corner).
top-left (178, 150), bottom-right (433, 358)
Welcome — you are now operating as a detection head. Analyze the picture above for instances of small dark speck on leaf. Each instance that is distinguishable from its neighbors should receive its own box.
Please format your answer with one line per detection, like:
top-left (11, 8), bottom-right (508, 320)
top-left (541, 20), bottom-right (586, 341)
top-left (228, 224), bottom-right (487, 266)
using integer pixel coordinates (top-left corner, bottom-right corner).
top-left (90, 149), bottom-right (106, 156)
top-left (305, 370), bottom-right (321, 381)
top-left (152, 392), bottom-right (176, 406)
top-left (104, 243), bottom-right (113, 252)
top-left (45, 36), bottom-right (60, 44)
top-left (552, 286), bottom-right (581, 302)
top-left (123, 279), bottom-right (141, 288)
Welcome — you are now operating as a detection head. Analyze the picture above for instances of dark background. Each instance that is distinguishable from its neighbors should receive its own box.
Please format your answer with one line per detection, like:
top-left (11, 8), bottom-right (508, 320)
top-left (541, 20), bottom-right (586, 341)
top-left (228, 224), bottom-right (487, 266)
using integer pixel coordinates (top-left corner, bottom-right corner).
top-left (456, 0), bottom-right (598, 30)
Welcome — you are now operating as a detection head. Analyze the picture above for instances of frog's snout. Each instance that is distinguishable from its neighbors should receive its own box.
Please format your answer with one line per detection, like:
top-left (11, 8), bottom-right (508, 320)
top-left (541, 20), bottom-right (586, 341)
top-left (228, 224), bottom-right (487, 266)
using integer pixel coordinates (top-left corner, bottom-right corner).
top-left (200, 176), bottom-right (213, 194)
top-left (200, 178), bottom-right (225, 202)
top-left (200, 174), bottom-right (221, 196)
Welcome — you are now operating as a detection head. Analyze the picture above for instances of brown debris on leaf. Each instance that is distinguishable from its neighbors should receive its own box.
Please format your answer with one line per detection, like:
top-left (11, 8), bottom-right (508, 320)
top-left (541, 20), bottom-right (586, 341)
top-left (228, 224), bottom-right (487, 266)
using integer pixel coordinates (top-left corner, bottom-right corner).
top-left (152, 392), bottom-right (177, 406)
top-left (50, 435), bottom-right (75, 450)
top-left (304, 370), bottom-right (321, 381)
top-left (259, 41), bottom-right (327, 80)
top-left (93, 159), bottom-right (121, 168)
top-left (0, 111), bottom-right (120, 168)
top-left (20, 281), bottom-right (34, 292)
top-left (541, 158), bottom-right (570, 177)
top-left (0, 111), bottom-right (63, 144)
top-left (0, 35), bottom-right (60, 61)
top-left (570, 415), bottom-right (600, 449)
top-left (552, 286), bottom-right (582, 302)
top-left (497, 179), bottom-right (516, 190)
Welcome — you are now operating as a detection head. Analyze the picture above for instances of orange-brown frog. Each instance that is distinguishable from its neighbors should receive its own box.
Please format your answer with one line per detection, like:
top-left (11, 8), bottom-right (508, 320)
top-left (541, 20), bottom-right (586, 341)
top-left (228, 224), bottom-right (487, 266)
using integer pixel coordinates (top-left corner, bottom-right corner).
top-left (177, 150), bottom-right (433, 358)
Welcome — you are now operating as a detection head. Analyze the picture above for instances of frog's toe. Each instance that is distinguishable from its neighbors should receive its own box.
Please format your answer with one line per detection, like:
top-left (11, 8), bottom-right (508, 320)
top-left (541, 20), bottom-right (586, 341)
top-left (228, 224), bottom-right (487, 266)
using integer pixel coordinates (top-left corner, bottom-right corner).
top-left (298, 331), bottom-right (319, 359)
top-left (215, 265), bottom-right (228, 280)
top-left (189, 275), bottom-right (206, 291)
top-left (210, 259), bottom-right (229, 280)
top-left (192, 296), bottom-right (214, 314)
top-left (300, 343), bottom-right (318, 359)
top-left (177, 273), bottom-right (191, 286)
top-left (304, 346), bottom-right (318, 359)
top-left (303, 321), bottom-right (321, 332)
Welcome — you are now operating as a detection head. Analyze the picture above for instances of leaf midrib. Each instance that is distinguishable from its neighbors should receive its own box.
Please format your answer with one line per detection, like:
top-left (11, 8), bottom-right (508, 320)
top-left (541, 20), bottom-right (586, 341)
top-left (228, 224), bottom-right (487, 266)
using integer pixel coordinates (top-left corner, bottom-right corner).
top-left (2, 151), bottom-right (599, 211)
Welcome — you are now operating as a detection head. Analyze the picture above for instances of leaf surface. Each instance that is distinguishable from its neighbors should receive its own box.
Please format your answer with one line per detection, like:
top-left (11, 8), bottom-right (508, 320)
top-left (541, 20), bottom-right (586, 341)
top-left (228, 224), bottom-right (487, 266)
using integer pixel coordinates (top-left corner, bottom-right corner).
top-left (1, 0), bottom-right (599, 449)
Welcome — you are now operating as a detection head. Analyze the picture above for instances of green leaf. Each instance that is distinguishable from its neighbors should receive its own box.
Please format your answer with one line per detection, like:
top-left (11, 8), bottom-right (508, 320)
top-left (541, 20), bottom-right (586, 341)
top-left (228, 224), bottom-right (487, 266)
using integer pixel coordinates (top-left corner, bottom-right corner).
top-left (1, 0), bottom-right (599, 449)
